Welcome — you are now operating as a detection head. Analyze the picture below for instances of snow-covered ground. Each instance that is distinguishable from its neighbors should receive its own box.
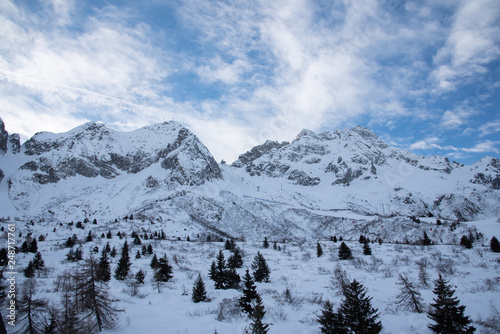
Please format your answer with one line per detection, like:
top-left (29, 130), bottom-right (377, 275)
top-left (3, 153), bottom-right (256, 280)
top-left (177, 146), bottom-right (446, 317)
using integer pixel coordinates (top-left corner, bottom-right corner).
top-left (5, 215), bottom-right (500, 334)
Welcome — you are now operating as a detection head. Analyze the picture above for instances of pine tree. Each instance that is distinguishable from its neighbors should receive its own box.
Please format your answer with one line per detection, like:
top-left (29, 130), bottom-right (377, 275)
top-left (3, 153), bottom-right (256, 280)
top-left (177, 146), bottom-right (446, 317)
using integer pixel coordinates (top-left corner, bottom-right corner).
top-left (147, 244), bottom-right (154, 255)
top-left (252, 252), bottom-right (271, 283)
top-left (318, 300), bottom-right (347, 334)
top-left (96, 248), bottom-right (111, 282)
top-left (228, 248), bottom-right (244, 269)
top-left (150, 253), bottom-right (160, 269)
top-left (337, 280), bottom-right (382, 333)
top-left (428, 274), bottom-right (476, 333)
top-left (154, 254), bottom-right (173, 283)
top-left (422, 232), bottom-right (432, 246)
top-left (317, 242), bottom-right (323, 257)
top-left (395, 273), bottom-right (424, 313)
top-left (363, 242), bottom-right (372, 256)
top-left (225, 239), bottom-right (235, 250)
top-left (338, 242), bottom-right (352, 260)
top-left (106, 230), bottom-right (112, 239)
top-left (333, 236), bottom-right (338, 243)
top-left (110, 246), bottom-right (117, 258)
top-left (32, 251), bottom-right (45, 270)
top-left (240, 269), bottom-right (259, 315)
top-left (192, 274), bottom-right (207, 303)
top-left (135, 250), bottom-right (141, 259)
top-left (114, 241), bottom-right (131, 280)
top-left (460, 235), bottom-right (473, 249)
top-left (263, 237), bottom-right (269, 249)
top-left (209, 250), bottom-right (228, 289)
top-left (24, 261), bottom-right (35, 278)
top-left (491, 236), bottom-right (500, 253)
top-left (86, 230), bottom-right (93, 242)
top-left (135, 269), bottom-right (145, 285)
top-left (133, 234), bottom-right (142, 245)
top-left (29, 238), bottom-right (38, 253)
top-left (249, 295), bottom-right (269, 334)
top-left (359, 235), bottom-right (366, 244)
top-left (141, 245), bottom-right (147, 256)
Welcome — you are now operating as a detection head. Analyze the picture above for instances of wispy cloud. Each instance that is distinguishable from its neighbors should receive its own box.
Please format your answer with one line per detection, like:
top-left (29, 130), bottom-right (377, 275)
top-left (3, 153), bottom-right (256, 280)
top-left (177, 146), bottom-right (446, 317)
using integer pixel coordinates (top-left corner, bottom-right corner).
top-left (0, 0), bottom-right (499, 164)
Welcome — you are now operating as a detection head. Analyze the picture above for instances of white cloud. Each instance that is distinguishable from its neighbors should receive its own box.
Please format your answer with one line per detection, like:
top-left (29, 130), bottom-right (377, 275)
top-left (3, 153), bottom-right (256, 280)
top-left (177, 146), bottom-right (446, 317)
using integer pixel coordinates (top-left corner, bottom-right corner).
top-left (478, 120), bottom-right (500, 137)
top-left (463, 140), bottom-right (499, 154)
top-left (431, 0), bottom-right (500, 92)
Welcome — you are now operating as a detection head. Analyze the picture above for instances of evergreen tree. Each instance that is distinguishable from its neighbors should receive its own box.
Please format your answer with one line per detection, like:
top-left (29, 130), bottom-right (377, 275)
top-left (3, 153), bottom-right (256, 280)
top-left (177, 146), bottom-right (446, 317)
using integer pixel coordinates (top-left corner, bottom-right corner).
top-left (106, 230), bottom-right (112, 239)
top-left (29, 238), bottom-right (38, 253)
top-left (192, 274), bottom-right (207, 303)
top-left (336, 280), bottom-right (382, 333)
top-left (135, 269), bottom-right (145, 285)
top-left (228, 248), bottom-right (244, 269)
top-left (240, 269), bottom-right (259, 315)
top-left (24, 260), bottom-right (35, 278)
top-left (147, 244), bottom-right (154, 255)
top-left (395, 273), bottom-right (424, 313)
top-left (490, 236), bottom-right (500, 253)
top-left (150, 253), bottom-right (160, 269)
top-left (104, 242), bottom-right (111, 254)
top-left (225, 239), bottom-right (236, 250)
top-left (96, 248), bottom-right (111, 282)
top-left (359, 235), bottom-right (366, 244)
top-left (141, 245), bottom-right (147, 256)
top-left (114, 241), bottom-right (131, 280)
top-left (110, 246), bottom-right (117, 258)
top-left (20, 240), bottom-right (29, 253)
top-left (225, 267), bottom-right (241, 289)
top-left (338, 242), bottom-right (352, 260)
top-left (333, 236), bottom-right (338, 243)
top-left (318, 300), bottom-right (347, 334)
top-left (249, 296), bottom-right (269, 334)
top-left (209, 250), bottom-right (228, 289)
top-left (317, 242), bottom-right (323, 257)
top-left (135, 250), bottom-right (141, 259)
top-left (252, 252), bottom-right (271, 283)
top-left (32, 251), bottom-right (45, 270)
top-left (262, 237), bottom-right (269, 249)
top-left (428, 274), bottom-right (476, 334)
top-left (363, 242), bottom-right (372, 256)
top-left (133, 234), bottom-right (142, 245)
top-left (460, 235), bottom-right (473, 249)
top-left (422, 232), bottom-right (432, 246)
top-left (86, 230), bottom-right (93, 242)
top-left (154, 254), bottom-right (173, 283)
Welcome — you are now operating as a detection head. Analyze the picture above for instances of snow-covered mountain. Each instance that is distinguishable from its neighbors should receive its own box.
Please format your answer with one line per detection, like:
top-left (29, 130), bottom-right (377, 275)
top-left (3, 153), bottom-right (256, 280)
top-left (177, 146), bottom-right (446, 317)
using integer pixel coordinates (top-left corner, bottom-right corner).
top-left (0, 118), bottom-right (499, 241)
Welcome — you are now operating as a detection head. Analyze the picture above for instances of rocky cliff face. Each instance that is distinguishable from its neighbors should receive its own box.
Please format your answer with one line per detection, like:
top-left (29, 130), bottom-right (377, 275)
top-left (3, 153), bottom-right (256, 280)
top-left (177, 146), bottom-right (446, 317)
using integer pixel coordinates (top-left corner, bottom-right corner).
top-left (16, 121), bottom-right (222, 186)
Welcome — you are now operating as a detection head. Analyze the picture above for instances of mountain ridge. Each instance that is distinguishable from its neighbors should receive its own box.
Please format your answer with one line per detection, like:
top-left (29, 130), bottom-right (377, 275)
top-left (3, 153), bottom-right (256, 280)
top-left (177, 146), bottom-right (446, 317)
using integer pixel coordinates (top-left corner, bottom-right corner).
top-left (0, 118), bottom-right (499, 240)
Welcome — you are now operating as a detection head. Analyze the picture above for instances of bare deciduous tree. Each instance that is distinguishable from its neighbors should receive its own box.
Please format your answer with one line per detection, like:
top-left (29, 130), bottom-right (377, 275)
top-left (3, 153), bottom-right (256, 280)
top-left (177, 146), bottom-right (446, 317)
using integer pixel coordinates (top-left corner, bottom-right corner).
top-left (395, 273), bottom-right (424, 313)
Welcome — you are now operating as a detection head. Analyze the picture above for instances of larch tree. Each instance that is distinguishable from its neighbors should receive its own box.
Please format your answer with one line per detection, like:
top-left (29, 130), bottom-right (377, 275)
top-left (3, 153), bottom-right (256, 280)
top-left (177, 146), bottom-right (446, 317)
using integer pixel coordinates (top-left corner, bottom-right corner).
top-left (395, 273), bottom-right (424, 313)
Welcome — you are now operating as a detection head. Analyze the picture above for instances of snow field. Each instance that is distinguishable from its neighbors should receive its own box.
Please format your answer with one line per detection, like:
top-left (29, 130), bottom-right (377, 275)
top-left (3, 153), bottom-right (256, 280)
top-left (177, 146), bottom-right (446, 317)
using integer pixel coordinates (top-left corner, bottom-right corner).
top-left (6, 217), bottom-right (500, 334)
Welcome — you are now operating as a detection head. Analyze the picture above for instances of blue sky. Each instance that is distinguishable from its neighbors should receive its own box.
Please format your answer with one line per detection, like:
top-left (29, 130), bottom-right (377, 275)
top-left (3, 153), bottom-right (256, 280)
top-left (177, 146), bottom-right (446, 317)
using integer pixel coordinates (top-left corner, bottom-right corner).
top-left (0, 0), bottom-right (499, 164)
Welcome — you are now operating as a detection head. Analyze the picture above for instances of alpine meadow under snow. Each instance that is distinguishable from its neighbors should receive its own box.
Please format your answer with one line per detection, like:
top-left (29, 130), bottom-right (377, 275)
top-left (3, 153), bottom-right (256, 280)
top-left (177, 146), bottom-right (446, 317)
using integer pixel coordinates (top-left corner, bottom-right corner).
top-left (0, 118), bottom-right (499, 333)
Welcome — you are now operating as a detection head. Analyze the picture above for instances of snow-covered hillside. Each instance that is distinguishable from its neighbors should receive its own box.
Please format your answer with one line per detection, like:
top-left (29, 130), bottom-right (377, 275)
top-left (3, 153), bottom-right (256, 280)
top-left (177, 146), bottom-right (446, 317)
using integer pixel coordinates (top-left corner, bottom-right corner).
top-left (0, 118), bottom-right (499, 241)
